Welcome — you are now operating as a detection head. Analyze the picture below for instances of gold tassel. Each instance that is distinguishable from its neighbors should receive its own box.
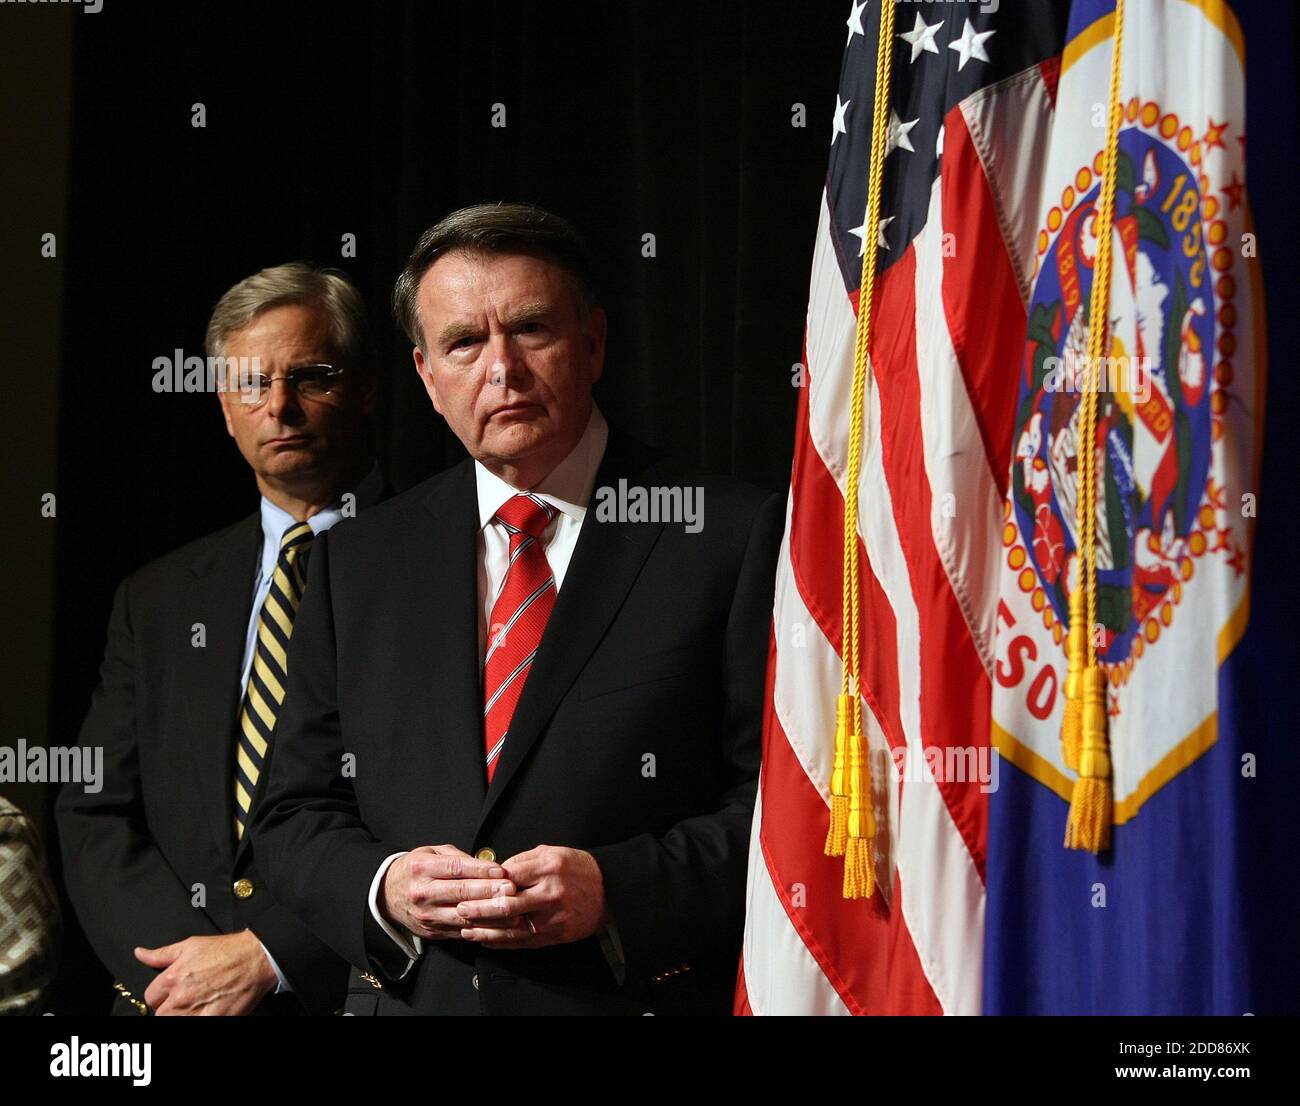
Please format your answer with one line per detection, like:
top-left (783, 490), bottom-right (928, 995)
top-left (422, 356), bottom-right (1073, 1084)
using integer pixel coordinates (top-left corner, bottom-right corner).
top-left (1064, 664), bottom-right (1112, 852)
top-left (1060, 586), bottom-right (1086, 771)
top-left (842, 719), bottom-right (876, 899)
top-left (844, 836), bottom-right (875, 901)
top-left (824, 694), bottom-right (850, 857)
top-left (1060, 0), bottom-right (1125, 854)
top-left (832, 0), bottom-right (893, 899)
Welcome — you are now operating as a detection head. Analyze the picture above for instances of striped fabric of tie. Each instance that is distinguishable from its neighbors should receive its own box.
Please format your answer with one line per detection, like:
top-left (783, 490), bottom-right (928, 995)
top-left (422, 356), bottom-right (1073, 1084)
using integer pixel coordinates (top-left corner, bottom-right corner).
top-left (483, 493), bottom-right (557, 782)
top-left (233, 521), bottom-right (314, 840)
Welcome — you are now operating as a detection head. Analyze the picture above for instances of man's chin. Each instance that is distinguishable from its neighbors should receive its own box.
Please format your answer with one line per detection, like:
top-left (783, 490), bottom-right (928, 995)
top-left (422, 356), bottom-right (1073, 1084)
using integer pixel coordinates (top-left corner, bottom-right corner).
top-left (258, 451), bottom-right (325, 482)
top-left (482, 422), bottom-right (551, 458)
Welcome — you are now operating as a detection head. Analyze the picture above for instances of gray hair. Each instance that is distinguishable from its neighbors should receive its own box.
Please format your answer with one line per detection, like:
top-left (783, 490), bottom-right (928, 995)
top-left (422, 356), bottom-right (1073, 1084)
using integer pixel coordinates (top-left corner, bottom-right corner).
top-left (205, 262), bottom-right (370, 367)
top-left (392, 202), bottom-right (600, 351)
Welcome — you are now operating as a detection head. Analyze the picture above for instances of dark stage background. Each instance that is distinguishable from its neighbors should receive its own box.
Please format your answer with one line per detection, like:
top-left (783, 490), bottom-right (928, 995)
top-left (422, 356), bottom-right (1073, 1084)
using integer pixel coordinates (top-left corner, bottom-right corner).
top-left (12, 0), bottom-right (848, 1014)
top-left (0, 0), bottom-right (1295, 1014)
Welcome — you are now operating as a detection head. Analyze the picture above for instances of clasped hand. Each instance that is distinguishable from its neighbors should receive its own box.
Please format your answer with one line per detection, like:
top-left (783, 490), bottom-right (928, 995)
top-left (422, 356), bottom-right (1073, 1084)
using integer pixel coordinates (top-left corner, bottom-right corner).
top-left (380, 843), bottom-right (607, 949)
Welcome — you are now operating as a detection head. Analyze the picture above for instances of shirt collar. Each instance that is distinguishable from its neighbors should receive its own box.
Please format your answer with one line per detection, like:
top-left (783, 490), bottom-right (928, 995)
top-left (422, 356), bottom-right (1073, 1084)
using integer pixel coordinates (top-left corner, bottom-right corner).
top-left (256, 460), bottom-right (381, 583)
top-left (475, 402), bottom-right (609, 531)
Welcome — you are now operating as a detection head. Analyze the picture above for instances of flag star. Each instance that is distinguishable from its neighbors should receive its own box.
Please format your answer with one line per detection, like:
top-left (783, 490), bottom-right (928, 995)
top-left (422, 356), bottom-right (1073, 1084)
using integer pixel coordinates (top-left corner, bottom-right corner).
top-left (846, 0), bottom-right (867, 46)
top-left (1221, 171), bottom-right (1245, 211)
top-left (850, 215), bottom-right (896, 255)
top-left (831, 94), bottom-right (852, 145)
top-left (848, 219), bottom-right (869, 255)
top-left (949, 18), bottom-right (995, 70)
top-left (876, 215), bottom-right (895, 250)
top-left (898, 12), bottom-right (942, 63)
top-left (886, 108), bottom-right (919, 155)
top-left (1202, 116), bottom-right (1229, 151)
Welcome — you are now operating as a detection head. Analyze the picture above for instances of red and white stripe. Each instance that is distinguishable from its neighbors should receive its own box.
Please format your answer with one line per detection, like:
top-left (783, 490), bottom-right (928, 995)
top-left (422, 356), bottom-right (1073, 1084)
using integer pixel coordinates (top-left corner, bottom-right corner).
top-left (737, 67), bottom-right (1056, 1016)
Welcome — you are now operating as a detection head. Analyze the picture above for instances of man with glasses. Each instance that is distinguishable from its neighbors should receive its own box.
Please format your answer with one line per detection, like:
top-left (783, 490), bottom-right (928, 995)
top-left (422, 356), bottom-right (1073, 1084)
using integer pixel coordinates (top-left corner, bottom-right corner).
top-left (56, 263), bottom-right (387, 1015)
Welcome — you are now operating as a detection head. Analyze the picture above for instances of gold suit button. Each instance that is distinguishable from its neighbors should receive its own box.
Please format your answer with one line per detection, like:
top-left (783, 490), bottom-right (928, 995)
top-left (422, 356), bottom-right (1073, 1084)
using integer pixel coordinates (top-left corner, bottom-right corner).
top-left (233, 878), bottom-right (254, 899)
top-left (474, 847), bottom-right (496, 862)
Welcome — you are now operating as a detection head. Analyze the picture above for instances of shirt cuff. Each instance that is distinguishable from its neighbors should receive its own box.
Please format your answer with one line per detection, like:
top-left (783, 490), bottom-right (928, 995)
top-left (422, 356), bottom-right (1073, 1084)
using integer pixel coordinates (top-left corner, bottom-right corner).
top-left (255, 938), bottom-right (290, 994)
top-left (368, 851), bottom-right (423, 978)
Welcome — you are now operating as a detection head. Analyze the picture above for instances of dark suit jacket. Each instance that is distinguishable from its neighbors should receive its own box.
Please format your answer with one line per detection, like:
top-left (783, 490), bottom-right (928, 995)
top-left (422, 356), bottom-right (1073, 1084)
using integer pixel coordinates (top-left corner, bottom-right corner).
top-left (250, 426), bottom-right (784, 1015)
top-left (55, 469), bottom-right (389, 1015)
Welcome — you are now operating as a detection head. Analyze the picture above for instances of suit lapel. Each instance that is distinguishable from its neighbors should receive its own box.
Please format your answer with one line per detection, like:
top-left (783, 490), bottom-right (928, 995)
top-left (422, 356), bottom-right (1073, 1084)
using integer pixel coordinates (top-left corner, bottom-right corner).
top-left (181, 514), bottom-right (261, 867)
top-left (416, 460), bottom-right (491, 826)
top-left (234, 466), bottom-right (398, 861)
top-left (478, 431), bottom-right (666, 831)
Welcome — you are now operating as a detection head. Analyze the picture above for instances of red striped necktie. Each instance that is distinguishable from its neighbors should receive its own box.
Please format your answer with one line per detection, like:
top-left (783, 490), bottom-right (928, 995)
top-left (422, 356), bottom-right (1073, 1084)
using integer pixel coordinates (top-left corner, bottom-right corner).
top-left (483, 493), bottom-right (558, 782)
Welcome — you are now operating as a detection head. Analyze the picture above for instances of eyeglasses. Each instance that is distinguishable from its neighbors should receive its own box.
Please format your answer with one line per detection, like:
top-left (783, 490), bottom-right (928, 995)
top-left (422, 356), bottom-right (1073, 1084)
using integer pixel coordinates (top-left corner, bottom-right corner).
top-left (233, 364), bottom-right (346, 408)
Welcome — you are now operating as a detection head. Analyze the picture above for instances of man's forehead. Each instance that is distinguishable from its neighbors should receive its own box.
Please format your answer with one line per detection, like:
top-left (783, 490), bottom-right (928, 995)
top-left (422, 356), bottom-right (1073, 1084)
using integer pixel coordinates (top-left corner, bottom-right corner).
top-left (419, 249), bottom-right (568, 306)
top-left (226, 305), bottom-right (334, 356)
top-left (232, 303), bottom-right (330, 337)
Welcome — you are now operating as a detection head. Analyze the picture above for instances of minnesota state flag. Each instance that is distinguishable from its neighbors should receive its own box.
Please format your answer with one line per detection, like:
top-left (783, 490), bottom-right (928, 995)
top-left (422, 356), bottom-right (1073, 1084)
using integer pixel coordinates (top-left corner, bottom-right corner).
top-left (986, 0), bottom-right (1266, 1014)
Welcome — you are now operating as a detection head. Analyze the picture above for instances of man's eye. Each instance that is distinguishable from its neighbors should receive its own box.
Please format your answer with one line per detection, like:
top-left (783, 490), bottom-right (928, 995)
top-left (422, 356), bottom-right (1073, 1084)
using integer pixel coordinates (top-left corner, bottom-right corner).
top-left (451, 337), bottom-right (479, 350)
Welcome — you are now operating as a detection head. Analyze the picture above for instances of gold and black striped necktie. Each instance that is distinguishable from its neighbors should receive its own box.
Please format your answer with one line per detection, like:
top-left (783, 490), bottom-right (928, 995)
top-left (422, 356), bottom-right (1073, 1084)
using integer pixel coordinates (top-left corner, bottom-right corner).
top-left (233, 521), bottom-right (314, 840)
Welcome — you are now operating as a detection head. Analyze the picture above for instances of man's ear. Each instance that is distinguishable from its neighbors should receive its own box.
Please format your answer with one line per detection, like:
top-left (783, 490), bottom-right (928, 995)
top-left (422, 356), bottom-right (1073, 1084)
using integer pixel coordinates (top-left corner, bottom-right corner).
top-left (413, 346), bottom-right (443, 416)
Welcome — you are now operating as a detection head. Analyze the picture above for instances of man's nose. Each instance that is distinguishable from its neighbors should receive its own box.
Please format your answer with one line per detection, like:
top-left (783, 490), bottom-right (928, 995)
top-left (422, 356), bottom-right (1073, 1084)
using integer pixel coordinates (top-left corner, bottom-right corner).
top-left (263, 377), bottom-right (304, 420)
top-left (484, 335), bottom-right (530, 390)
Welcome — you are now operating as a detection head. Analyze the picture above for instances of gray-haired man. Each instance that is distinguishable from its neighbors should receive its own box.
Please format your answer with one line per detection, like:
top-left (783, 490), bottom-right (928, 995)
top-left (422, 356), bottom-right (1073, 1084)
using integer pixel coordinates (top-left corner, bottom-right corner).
top-left (56, 263), bottom-right (388, 1014)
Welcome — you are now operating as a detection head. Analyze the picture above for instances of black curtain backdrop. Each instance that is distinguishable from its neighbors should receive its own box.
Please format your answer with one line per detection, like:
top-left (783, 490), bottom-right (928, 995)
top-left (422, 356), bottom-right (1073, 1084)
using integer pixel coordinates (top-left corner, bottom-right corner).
top-left (53, 0), bottom-right (846, 629)
top-left (42, 0), bottom-right (846, 1011)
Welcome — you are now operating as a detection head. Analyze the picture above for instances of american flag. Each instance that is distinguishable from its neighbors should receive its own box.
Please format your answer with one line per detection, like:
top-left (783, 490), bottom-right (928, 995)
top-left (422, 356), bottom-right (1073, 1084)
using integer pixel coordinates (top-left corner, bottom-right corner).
top-left (736, 1), bottom-right (1069, 1015)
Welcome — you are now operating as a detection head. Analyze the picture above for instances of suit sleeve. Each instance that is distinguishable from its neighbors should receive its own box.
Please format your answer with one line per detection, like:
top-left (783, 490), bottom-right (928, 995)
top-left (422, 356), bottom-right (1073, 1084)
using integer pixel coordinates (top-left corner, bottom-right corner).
top-left (587, 488), bottom-right (784, 986)
top-left (246, 888), bottom-right (350, 1012)
top-left (248, 528), bottom-right (407, 979)
top-left (54, 574), bottom-right (222, 1003)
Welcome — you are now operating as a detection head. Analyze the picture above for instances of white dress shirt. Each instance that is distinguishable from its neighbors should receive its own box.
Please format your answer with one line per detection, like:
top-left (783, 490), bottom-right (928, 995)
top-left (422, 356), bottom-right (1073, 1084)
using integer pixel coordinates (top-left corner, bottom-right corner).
top-left (243, 462), bottom-right (383, 994)
top-left (367, 403), bottom-right (626, 982)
